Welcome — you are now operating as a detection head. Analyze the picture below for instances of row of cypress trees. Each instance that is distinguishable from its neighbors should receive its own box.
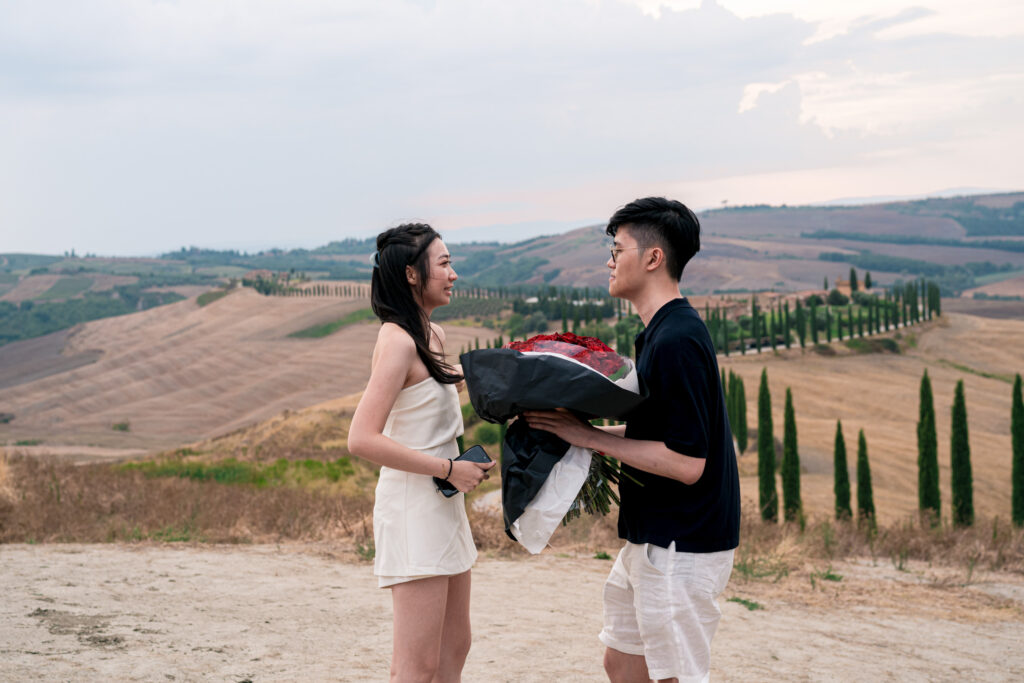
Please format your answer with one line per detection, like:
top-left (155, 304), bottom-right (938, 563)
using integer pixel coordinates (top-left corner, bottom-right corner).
top-left (705, 278), bottom-right (938, 357)
top-left (755, 366), bottom-right (1024, 529)
top-left (755, 366), bottom-right (879, 528)
top-left (917, 371), bottom-right (1024, 528)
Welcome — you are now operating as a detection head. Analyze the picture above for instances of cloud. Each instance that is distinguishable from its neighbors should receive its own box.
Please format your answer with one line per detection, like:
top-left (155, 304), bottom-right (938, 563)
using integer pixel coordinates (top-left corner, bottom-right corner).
top-left (0, 0), bottom-right (1022, 254)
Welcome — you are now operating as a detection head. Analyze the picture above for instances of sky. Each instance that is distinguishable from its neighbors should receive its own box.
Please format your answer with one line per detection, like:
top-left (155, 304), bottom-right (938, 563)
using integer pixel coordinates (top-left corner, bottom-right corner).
top-left (2, 0), bottom-right (1022, 255)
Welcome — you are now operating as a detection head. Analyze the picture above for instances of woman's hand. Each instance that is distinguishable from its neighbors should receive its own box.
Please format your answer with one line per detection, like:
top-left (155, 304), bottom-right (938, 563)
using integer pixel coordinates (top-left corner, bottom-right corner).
top-left (448, 459), bottom-right (496, 493)
top-left (454, 363), bottom-right (466, 394)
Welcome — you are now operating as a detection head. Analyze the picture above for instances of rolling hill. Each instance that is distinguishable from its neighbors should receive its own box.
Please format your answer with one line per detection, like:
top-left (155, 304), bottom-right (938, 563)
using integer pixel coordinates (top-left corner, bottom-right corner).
top-left (4, 192), bottom-right (1023, 354)
top-left (0, 286), bottom-right (492, 454)
top-left (449, 192), bottom-right (1024, 293)
top-left (36, 303), bottom-right (1016, 527)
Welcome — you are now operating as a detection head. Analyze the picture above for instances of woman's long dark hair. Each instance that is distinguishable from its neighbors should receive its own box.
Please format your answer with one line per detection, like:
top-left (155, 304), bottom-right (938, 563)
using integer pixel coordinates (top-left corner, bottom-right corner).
top-left (371, 223), bottom-right (462, 385)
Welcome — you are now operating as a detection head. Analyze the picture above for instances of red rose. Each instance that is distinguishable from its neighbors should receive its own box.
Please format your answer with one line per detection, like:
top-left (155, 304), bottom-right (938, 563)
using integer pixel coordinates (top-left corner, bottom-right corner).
top-left (506, 332), bottom-right (625, 377)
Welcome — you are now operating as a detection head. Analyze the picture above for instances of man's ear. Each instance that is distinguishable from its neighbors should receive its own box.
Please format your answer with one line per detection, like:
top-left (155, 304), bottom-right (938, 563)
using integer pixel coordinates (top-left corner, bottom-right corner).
top-left (406, 265), bottom-right (417, 286)
top-left (645, 247), bottom-right (665, 272)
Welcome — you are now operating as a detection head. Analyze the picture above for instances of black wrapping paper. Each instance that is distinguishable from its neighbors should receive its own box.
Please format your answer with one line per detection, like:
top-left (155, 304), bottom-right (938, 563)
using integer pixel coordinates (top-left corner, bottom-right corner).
top-left (460, 348), bottom-right (648, 540)
top-left (499, 419), bottom-right (571, 538)
top-left (460, 349), bottom-right (646, 423)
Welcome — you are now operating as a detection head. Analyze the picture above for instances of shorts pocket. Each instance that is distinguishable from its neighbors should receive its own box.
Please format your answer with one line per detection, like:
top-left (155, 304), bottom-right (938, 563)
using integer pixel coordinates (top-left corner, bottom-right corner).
top-left (640, 543), bottom-right (668, 576)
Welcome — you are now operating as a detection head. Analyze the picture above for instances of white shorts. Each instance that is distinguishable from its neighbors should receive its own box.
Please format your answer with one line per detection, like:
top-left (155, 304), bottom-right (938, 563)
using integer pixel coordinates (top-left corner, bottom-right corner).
top-left (599, 542), bottom-right (734, 683)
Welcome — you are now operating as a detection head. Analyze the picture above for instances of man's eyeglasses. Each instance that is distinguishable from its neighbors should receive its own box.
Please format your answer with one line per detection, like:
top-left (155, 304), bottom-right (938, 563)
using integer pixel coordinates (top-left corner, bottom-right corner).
top-left (609, 246), bottom-right (643, 264)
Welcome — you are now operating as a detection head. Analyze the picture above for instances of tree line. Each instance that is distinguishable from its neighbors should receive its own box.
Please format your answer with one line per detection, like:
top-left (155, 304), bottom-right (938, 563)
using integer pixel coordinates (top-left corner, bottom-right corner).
top-left (704, 275), bottom-right (940, 357)
top-left (747, 368), bottom-right (1024, 529)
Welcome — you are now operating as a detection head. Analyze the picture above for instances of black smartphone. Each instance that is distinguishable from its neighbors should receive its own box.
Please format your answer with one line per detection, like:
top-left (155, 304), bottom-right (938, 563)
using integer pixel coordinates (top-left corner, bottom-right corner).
top-left (434, 445), bottom-right (492, 497)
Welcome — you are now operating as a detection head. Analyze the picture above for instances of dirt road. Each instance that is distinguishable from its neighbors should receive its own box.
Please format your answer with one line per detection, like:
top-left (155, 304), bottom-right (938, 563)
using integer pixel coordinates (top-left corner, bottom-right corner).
top-left (2, 543), bottom-right (1022, 682)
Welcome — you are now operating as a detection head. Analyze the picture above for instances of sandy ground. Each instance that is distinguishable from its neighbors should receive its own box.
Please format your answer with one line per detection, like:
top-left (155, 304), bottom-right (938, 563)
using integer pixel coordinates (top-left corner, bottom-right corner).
top-left (2, 543), bottom-right (1023, 682)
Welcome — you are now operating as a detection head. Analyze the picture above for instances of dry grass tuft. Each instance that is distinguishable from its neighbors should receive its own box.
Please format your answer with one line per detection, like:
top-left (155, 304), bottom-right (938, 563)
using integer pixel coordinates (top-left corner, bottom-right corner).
top-left (0, 454), bottom-right (372, 544)
top-left (732, 513), bottom-right (1024, 580)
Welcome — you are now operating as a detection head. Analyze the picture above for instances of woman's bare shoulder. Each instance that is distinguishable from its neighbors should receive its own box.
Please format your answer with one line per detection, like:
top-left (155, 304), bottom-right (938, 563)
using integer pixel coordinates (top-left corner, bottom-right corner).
top-left (429, 321), bottom-right (446, 343)
top-left (377, 323), bottom-right (417, 353)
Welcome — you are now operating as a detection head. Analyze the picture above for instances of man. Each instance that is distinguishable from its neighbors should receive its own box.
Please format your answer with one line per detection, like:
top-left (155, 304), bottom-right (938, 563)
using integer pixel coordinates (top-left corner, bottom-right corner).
top-left (525, 197), bottom-right (740, 683)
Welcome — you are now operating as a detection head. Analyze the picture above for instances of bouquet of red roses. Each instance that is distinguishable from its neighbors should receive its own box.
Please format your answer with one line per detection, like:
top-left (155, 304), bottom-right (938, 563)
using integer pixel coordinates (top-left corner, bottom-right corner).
top-left (461, 332), bottom-right (646, 554)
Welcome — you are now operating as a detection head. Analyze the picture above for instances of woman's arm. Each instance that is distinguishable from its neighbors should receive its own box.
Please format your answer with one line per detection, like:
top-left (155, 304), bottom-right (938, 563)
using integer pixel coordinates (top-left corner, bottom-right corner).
top-left (348, 324), bottom-right (491, 490)
top-left (348, 325), bottom-right (447, 476)
top-left (598, 424), bottom-right (627, 437)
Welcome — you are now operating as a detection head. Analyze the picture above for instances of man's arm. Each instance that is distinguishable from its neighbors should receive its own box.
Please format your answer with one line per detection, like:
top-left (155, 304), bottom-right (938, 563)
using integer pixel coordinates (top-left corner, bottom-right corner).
top-left (523, 410), bottom-right (705, 485)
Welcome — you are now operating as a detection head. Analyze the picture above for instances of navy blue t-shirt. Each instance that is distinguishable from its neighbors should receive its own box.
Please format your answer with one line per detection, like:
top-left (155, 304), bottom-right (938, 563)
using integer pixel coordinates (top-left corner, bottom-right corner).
top-left (619, 298), bottom-right (740, 553)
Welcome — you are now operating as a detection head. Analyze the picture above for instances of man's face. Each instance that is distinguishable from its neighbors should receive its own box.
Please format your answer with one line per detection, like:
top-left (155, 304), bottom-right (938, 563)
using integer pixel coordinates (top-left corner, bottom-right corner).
top-left (607, 226), bottom-right (647, 299)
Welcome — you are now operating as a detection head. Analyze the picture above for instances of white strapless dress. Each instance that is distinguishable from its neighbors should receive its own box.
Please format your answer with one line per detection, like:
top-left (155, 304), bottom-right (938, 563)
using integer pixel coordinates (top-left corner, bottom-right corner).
top-left (373, 377), bottom-right (476, 588)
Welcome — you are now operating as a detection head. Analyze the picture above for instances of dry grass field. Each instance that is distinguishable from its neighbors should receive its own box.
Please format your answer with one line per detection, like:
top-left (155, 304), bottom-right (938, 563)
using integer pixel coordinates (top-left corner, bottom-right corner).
top-left (963, 273), bottom-right (1024, 298)
top-left (701, 205), bottom-right (969, 239)
top-left (0, 287), bottom-right (492, 453)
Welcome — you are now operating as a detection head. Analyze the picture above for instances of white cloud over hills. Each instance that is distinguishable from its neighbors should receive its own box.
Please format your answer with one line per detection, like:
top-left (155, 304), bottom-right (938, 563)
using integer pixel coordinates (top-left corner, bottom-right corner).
top-left (1, 0), bottom-right (1021, 254)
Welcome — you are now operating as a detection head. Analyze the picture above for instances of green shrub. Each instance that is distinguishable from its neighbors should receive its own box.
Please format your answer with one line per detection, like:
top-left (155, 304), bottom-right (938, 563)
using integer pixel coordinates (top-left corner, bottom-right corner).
top-left (197, 289), bottom-right (230, 307)
top-left (118, 457), bottom-right (356, 487)
top-left (289, 308), bottom-right (376, 338)
top-left (461, 402), bottom-right (479, 425)
top-left (475, 423), bottom-right (501, 445)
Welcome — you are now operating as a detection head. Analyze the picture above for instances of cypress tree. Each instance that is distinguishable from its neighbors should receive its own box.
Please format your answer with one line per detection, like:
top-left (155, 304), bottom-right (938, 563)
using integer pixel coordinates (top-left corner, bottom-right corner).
top-left (833, 420), bottom-right (852, 520)
top-left (917, 370), bottom-right (940, 525)
top-left (824, 276), bottom-right (829, 290)
top-left (726, 372), bottom-right (737, 446)
top-left (735, 376), bottom-right (748, 454)
top-left (456, 434), bottom-right (465, 454)
top-left (864, 271), bottom-right (872, 289)
top-left (850, 267), bottom-right (859, 292)
top-left (1012, 373), bottom-right (1024, 527)
top-left (810, 300), bottom-right (819, 345)
top-left (825, 306), bottom-right (832, 343)
top-left (722, 368), bottom-right (729, 407)
top-left (758, 369), bottom-right (778, 522)
top-left (783, 302), bottom-right (791, 349)
top-left (856, 429), bottom-right (876, 531)
top-left (950, 380), bottom-right (974, 527)
top-left (753, 302), bottom-right (762, 352)
top-left (782, 388), bottom-right (801, 522)
top-left (795, 300), bottom-right (806, 348)
top-left (769, 306), bottom-right (776, 349)
top-left (722, 313), bottom-right (730, 357)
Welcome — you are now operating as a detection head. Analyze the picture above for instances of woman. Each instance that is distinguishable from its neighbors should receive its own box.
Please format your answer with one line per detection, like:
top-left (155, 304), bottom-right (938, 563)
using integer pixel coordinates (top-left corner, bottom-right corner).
top-left (348, 223), bottom-right (495, 683)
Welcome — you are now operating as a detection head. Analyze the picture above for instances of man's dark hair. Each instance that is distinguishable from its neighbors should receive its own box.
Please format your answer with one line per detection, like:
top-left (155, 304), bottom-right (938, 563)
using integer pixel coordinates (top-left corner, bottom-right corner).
top-left (606, 197), bottom-right (701, 281)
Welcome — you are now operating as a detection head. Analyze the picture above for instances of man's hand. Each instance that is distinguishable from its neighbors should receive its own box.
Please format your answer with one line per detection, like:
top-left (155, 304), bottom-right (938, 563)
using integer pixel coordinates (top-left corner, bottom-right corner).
top-left (523, 409), bottom-right (598, 449)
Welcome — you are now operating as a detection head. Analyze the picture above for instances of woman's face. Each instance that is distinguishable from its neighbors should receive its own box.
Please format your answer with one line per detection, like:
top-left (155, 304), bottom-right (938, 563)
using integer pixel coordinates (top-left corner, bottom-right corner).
top-left (412, 238), bottom-right (458, 311)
